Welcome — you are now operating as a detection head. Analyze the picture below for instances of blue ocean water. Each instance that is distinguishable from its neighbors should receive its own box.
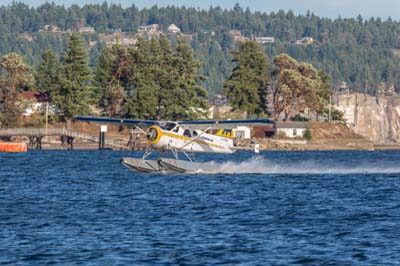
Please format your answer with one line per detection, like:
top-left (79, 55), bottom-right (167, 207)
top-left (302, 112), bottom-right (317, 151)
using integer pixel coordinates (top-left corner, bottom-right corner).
top-left (1, 150), bottom-right (400, 265)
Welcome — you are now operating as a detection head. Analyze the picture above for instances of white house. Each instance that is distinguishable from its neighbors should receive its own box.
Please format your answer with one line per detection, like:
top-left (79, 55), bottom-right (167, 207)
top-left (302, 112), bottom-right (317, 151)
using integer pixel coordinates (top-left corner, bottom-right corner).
top-left (233, 126), bottom-right (251, 139)
top-left (78, 26), bottom-right (95, 34)
top-left (229, 29), bottom-right (249, 42)
top-left (255, 37), bottom-right (275, 44)
top-left (295, 37), bottom-right (314, 46)
top-left (276, 122), bottom-right (309, 138)
top-left (138, 24), bottom-right (159, 32)
top-left (39, 24), bottom-right (61, 33)
top-left (168, 24), bottom-right (180, 34)
top-left (21, 91), bottom-right (50, 118)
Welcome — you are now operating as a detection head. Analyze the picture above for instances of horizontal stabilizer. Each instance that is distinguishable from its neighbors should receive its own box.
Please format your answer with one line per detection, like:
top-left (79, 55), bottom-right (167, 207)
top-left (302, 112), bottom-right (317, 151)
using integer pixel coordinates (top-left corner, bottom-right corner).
top-left (215, 128), bottom-right (234, 138)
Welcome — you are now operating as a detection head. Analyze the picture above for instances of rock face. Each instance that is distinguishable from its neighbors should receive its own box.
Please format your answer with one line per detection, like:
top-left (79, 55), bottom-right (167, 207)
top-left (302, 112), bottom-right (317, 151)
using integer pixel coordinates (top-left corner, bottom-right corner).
top-left (335, 93), bottom-right (400, 143)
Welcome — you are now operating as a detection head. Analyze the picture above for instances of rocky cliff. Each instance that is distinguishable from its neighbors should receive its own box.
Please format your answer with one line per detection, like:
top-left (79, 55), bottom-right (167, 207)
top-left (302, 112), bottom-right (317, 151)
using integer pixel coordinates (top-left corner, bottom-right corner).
top-left (335, 93), bottom-right (400, 143)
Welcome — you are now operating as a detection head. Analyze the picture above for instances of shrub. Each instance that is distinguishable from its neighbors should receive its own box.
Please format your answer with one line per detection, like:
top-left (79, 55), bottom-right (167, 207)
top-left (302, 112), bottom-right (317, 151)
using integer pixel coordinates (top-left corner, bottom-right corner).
top-left (303, 128), bottom-right (312, 141)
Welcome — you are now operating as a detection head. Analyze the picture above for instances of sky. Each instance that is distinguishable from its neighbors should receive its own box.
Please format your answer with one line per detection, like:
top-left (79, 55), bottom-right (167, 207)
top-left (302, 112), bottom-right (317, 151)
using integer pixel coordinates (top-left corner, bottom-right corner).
top-left (2, 0), bottom-right (400, 20)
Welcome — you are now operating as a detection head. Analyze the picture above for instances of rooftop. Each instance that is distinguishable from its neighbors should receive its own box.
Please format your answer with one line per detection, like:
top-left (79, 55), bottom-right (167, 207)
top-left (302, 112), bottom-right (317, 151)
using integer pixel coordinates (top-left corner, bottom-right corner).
top-left (21, 91), bottom-right (49, 102)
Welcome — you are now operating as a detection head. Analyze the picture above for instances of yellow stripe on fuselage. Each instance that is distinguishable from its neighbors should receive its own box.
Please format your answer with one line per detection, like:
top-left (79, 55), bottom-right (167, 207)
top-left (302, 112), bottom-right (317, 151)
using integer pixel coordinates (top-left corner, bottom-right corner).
top-left (162, 131), bottom-right (225, 149)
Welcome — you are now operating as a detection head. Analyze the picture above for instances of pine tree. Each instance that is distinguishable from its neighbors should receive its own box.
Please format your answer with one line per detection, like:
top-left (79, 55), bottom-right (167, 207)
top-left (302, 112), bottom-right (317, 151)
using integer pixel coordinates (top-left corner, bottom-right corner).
top-left (172, 38), bottom-right (208, 119)
top-left (224, 40), bottom-right (269, 117)
top-left (120, 37), bottom-right (208, 120)
top-left (93, 45), bottom-right (125, 117)
top-left (34, 48), bottom-right (61, 101)
top-left (57, 33), bottom-right (92, 120)
top-left (153, 37), bottom-right (175, 120)
top-left (125, 37), bottom-right (158, 119)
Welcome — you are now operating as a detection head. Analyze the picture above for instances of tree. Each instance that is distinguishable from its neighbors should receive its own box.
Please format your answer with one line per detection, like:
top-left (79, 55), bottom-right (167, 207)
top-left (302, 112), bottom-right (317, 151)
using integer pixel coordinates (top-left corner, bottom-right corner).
top-left (34, 48), bottom-right (61, 102)
top-left (94, 45), bottom-right (125, 117)
top-left (2, 3), bottom-right (400, 95)
top-left (224, 40), bottom-right (269, 117)
top-left (272, 54), bottom-right (326, 121)
top-left (172, 38), bottom-right (208, 119)
top-left (303, 127), bottom-right (312, 140)
top-left (120, 37), bottom-right (208, 120)
top-left (56, 33), bottom-right (92, 120)
top-left (0, 53), bottom-right (33, 127)
top-left (123, 37), bottom-right (159, 119)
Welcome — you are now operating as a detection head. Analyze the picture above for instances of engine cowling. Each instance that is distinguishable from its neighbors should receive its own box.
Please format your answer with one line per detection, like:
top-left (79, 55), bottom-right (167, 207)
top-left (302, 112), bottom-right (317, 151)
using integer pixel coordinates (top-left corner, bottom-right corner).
top-left (146, 126), bottom-right (162, 145)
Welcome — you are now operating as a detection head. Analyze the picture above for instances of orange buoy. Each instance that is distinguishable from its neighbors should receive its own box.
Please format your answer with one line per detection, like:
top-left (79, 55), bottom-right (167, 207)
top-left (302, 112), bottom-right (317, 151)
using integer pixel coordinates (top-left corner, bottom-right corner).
top-left (0, 142), bottom-right (28, 152)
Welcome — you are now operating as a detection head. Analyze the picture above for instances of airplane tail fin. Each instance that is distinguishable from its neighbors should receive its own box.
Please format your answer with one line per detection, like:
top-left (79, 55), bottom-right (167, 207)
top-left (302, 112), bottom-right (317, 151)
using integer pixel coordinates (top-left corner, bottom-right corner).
top-left (215, 128), bottom-right (234, 138)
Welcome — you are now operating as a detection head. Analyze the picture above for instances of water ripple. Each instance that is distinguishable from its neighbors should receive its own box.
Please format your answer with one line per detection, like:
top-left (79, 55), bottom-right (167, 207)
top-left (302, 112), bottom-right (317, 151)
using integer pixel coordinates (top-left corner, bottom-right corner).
top-left (1, 150), bottom-right (400, 265)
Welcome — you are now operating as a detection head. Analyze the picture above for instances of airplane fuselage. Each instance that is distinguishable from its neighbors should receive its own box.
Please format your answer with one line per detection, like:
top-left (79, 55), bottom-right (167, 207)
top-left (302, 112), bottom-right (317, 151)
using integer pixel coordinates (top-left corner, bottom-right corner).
top-left (147, 125), bottom-right (235, 154)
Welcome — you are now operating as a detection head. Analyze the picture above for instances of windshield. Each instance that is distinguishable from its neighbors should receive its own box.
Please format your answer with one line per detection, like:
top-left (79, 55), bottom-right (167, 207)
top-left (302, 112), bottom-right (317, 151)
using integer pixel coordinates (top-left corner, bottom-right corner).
top-left (160, 122), bottom-right (177, 131)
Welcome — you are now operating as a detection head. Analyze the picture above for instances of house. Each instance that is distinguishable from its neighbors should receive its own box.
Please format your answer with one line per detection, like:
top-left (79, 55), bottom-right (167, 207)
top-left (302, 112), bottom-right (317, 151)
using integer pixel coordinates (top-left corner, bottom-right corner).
top-left (335, 82), bottom-right (350, 94)
top-left (21, 91), bottom-right (50, 118)
top-left (253, 125), bottom-right (275, 138)
top-left (78, 26), bottom-right (95, 34)
top-left (276, 122), bottom-right (309, 138)
top-left (295, 37), bottom-right (314, 46)
top-left (138, 24), bottom-right (159, 32)
top-left (168, 24), bottom-right (180, 34)
top-left (255, 37), bottom-right (275, 44)
top-left (229, 29), bottom-right (249, 42)
top-left (39, 24), bottom-right (61, 33)
top-left (233, 126), bottom-right (251, 139)
top-left (209, 95), bottom-right (227, 106)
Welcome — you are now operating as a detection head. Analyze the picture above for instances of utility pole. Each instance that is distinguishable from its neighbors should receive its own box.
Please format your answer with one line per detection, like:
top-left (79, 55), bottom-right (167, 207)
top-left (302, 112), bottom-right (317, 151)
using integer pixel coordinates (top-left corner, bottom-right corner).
top-left (328, 95), bottom-right (332, 122)
top-left (45, 101), bottom-right (49, 136)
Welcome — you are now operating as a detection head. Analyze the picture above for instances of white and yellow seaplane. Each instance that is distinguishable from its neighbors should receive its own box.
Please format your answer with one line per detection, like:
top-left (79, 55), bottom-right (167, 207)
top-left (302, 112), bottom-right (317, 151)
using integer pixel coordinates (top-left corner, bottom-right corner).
top-left (75, 116), bottom-right (275, 174)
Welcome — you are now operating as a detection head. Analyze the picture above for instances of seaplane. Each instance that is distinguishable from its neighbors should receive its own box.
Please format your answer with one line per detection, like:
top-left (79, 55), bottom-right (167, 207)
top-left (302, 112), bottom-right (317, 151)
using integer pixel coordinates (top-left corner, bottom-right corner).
top-left (75, 116), bottom-right (275, 174)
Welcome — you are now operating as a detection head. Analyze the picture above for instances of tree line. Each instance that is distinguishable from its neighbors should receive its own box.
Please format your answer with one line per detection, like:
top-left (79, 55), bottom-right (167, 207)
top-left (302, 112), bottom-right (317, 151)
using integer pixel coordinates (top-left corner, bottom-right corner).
top-left (0, 34), bottom-right (208, 126)
top-left (0, 2), bottom-right (400, 96)
top-left (0, 32), bottom-right (337, 127)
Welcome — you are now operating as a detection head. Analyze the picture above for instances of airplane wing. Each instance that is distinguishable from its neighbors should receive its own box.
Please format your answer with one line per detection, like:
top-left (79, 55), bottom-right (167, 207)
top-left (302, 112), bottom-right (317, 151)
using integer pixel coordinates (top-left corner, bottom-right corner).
top-left (178, 118), bottom-right (275, 130)
top-left (75, 116), bottom-right (275, 130)
top-left (75, 116), bottom-right (160, 128)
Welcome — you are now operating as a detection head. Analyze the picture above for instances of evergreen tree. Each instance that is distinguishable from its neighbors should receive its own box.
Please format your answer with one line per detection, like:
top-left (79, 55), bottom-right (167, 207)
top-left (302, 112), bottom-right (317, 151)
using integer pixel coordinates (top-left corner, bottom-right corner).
top-left (56, 33), bottom-right (92, 120)
top-left (120, 37), bottom-right (208, 120)
top-left (153, 37), bottom-right (175, 120)
top-left (123, 37), bottom-right (158, 119)
top-left (4, 3), bottom-right (400, 97)
top-left (93, 45), bottom-right (125, 117)
top-left (34, 48), bottom-right (61, 101)
top-left (172, 38), bottom-right (208, 119)
top-left (224, 40), bottom-right (269, 116)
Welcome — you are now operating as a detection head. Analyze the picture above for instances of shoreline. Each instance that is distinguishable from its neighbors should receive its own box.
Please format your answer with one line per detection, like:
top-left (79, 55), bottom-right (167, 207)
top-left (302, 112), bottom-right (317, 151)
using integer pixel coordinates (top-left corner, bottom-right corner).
top-left (31, 141), bottom-right (400, 151)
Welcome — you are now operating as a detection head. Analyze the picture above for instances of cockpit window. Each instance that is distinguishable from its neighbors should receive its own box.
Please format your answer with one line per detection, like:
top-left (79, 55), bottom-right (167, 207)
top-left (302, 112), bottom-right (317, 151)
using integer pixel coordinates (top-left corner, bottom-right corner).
top-left (193, 130), bottom-right (198, 137)
top-left (173, 126), bottom-right (180, 133)
top-left (183, 129), bottom-right (192, 137)
top-left (160, 122), bottom-right (177, 131)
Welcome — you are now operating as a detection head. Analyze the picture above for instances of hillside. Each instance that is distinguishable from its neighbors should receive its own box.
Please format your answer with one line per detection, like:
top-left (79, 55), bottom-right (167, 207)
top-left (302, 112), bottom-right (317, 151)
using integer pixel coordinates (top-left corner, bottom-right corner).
top-left (335, 92), bottom-right (400, 143)
top-left (1, 3), bottom-right (400, 95)
top-left (236, 122), bottom-right (373, 151)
